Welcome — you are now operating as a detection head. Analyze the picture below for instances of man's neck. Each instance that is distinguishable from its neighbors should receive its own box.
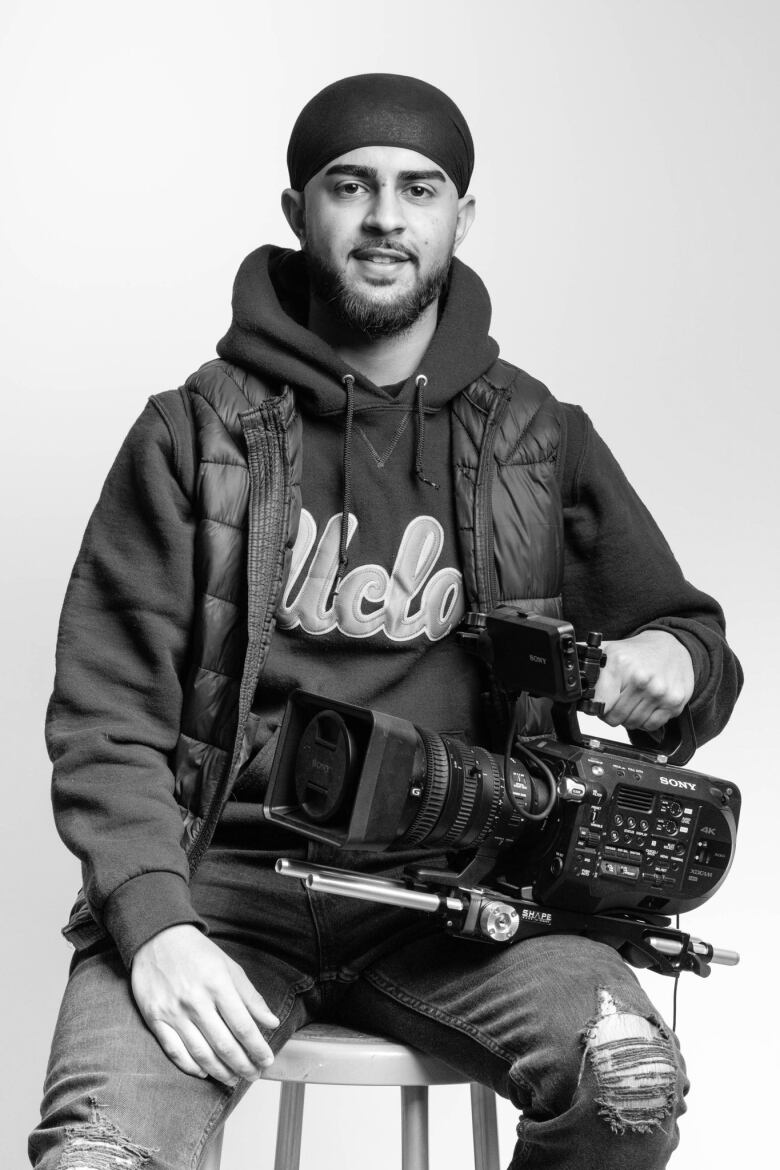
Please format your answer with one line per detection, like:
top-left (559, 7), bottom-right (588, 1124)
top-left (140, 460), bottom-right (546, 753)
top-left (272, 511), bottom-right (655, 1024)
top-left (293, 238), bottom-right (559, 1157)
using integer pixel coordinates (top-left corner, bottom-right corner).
top-left (307, 299), bottom-right (438, 387)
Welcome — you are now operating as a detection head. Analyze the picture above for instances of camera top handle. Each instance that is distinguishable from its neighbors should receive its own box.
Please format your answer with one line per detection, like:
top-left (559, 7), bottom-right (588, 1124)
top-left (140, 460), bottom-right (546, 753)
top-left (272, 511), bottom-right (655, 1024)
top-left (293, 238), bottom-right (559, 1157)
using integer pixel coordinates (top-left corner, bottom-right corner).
top-left (458, 607), bottom-right (688, 765)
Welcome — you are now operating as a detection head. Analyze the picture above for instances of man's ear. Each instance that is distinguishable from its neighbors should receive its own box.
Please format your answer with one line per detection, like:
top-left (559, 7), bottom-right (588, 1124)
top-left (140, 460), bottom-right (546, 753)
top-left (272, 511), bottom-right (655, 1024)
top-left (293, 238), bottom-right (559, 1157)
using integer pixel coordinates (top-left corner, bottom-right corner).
top-left (281, 188), bottom-right (306, 243)
top-left (453, 192), bottom-right (476, 253)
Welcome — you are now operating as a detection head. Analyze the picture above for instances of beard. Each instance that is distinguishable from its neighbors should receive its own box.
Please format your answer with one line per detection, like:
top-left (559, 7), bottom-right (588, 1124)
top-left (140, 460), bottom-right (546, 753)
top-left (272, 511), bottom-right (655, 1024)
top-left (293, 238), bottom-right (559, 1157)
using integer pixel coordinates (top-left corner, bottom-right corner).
top-left (304, 244), bottom-right (453, 339)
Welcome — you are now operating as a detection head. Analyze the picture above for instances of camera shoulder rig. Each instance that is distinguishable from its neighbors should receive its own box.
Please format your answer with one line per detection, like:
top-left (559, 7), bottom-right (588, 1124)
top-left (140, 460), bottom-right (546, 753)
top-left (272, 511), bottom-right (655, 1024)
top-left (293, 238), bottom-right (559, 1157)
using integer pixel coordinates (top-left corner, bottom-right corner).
top-left (266, 608), bottom-right (741, 978)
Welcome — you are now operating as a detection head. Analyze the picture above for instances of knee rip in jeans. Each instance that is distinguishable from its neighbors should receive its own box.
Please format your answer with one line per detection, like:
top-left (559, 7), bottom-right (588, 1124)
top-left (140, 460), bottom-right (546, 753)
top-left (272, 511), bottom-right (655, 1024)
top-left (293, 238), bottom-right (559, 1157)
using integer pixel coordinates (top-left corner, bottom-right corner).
top-left (56, 1098), bottom-right (156, 1169)
top-left (580, 987), bottom-right (679, 1135)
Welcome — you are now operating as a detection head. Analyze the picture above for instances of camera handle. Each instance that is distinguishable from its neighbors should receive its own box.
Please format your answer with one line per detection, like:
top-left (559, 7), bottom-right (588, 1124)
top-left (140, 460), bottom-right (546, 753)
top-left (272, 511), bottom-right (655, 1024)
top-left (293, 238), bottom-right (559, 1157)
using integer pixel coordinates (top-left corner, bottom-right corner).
top-left (551, 632), bottom-right (689, 765)
top-left (458, 611), bottom-right (687, 765)
top-left (275, 859), bottom-right (739, 979)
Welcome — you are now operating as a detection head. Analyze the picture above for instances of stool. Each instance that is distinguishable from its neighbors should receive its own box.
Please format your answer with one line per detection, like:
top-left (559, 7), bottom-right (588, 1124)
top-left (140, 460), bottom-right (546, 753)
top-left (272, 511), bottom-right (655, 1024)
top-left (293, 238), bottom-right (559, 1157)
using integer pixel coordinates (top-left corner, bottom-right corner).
top-left (201, 1022), bottom-right (500, 1170)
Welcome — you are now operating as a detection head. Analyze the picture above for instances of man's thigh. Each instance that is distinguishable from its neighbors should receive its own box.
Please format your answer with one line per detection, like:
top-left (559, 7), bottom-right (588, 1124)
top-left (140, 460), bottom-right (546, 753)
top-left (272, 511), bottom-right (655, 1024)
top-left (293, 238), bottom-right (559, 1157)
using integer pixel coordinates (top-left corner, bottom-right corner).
top-left (338, 931), bottom-right (686, 1134)
top-left (30, 852), bottom-right (319, 1170)
top-left (29, 948), bottom-right (251, 1170)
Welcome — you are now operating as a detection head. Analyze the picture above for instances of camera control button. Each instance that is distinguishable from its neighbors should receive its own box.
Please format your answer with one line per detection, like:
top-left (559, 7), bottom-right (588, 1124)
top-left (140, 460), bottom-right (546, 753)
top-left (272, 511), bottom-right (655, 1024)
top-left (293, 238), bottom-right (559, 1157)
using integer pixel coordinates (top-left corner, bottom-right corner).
top-left (599, 860), bottom-right (639, 881)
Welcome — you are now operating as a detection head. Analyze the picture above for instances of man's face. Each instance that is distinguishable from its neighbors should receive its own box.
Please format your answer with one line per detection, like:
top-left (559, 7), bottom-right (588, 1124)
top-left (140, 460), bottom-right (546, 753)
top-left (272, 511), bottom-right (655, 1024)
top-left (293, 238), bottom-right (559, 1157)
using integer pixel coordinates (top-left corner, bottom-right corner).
top-left (285, 145), bottom-right (475, 338)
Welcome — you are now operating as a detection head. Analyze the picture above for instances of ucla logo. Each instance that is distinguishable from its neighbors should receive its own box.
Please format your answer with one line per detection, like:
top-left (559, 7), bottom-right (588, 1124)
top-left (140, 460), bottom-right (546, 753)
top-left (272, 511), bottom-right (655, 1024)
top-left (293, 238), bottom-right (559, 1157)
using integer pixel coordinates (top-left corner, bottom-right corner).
top-left (277, 510), bottom-right (465, 643)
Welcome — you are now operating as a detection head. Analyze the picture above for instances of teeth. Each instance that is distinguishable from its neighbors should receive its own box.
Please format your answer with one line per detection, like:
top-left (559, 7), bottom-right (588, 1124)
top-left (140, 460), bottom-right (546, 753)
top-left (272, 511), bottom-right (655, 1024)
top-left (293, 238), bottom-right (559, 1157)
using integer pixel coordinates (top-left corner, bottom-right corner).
top-left (357, 253), bottom-right (405, 263)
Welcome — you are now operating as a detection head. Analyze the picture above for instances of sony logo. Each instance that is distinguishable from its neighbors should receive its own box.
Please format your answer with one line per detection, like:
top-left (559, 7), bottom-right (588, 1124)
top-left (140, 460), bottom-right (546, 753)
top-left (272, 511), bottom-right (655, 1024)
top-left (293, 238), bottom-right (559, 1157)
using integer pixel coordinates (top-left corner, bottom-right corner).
top-left (529, 654), bottom-right (547, 664)
top-left (660, 776), bottom-right (697, 792)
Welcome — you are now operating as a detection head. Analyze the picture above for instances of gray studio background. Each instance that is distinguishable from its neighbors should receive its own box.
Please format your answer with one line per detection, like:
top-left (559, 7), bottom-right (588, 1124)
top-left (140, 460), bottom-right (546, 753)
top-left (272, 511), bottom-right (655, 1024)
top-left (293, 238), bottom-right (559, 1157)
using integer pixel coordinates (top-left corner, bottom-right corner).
top-left (1, 1), bottom-right (777, 1165)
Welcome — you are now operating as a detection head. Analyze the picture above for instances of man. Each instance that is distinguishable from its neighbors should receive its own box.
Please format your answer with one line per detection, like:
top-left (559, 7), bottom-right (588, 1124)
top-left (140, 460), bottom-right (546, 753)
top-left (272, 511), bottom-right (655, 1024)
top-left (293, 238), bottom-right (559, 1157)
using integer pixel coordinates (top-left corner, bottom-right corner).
top-left (31, 75), bottom-right (742, 1169)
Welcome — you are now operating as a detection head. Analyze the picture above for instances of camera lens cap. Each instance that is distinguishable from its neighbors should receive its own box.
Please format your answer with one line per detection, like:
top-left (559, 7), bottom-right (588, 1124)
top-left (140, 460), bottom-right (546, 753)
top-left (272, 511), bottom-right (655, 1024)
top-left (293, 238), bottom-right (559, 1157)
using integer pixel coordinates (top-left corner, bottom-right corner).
top-left (295, 710), bottom-right (357, 823)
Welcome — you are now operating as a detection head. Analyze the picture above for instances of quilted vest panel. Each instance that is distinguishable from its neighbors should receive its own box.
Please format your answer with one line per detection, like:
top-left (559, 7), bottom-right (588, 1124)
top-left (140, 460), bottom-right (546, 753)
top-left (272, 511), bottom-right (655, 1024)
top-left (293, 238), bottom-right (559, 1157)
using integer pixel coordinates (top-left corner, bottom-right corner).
top-left (172, 360), bottom-right (301, 843)
top-left (452, 360), bottom-right (563, 742)
top-left (452, 359), bottom-right (563, 615)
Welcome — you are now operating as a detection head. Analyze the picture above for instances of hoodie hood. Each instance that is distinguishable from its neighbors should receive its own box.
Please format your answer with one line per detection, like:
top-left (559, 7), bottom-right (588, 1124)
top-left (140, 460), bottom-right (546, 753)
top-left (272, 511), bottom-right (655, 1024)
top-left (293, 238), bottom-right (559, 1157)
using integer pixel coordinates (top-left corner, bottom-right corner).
top-left (217, 245), bottom-right (500, 414)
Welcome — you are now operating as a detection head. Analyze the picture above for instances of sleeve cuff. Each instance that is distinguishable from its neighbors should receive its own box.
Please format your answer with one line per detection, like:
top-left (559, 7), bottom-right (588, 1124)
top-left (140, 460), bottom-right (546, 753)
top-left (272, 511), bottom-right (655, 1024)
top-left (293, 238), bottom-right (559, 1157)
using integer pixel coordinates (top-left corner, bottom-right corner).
top-left (102, 871), bottom-right (208, 969)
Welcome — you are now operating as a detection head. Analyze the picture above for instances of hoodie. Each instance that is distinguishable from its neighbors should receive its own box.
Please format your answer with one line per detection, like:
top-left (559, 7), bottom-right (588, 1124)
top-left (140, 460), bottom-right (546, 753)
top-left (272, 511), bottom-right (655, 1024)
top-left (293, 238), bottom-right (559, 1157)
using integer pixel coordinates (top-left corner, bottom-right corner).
top-left (217, 247), bottom-right (502, 802)
top-left (46, 245), bottom-right (743, 964)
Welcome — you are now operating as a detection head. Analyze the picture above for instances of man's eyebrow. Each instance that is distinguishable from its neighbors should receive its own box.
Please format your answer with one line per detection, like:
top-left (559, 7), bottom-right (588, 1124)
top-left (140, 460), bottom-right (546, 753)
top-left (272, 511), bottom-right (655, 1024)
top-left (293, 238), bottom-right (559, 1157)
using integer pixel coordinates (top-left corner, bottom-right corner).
top-left (323, 164), bottom-right (448, 184)
top-left (324, 164), bottom-right (378, 180)
top-left (398, 169), bottom-right (447, 184)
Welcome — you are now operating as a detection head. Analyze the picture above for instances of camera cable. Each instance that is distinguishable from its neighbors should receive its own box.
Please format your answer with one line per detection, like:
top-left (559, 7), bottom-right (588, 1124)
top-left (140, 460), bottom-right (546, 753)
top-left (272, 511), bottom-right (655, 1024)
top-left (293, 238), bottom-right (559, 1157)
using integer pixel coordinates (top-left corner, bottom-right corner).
top-left (503, 706), bottom-right (557, 822)
top-left (672, 914), bottom-right (681, 1031)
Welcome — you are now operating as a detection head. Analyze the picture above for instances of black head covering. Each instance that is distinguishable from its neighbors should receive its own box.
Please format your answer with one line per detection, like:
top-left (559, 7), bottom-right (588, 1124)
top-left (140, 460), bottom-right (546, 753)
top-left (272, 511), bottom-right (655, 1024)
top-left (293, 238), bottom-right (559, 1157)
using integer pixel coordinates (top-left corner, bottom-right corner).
top-left (287, 73), bottom-right (474, 196)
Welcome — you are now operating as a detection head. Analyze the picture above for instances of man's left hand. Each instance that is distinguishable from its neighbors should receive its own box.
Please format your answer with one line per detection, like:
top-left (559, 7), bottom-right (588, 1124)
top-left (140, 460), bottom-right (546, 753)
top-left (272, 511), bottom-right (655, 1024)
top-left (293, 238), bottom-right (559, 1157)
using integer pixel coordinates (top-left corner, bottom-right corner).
top-left (594, 629), bottom-right (695, 733)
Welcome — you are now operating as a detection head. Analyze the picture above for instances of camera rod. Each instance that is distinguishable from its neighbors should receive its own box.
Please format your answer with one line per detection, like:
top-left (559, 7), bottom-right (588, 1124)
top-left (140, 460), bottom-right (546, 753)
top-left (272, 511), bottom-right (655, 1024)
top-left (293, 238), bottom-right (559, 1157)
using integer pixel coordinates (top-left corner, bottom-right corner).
top-left (276, 858), bottom-right (464, 914)
top-left (276, 859), bottom-right (740, 973)
top-left (647, 936), bottom-right (740, 967)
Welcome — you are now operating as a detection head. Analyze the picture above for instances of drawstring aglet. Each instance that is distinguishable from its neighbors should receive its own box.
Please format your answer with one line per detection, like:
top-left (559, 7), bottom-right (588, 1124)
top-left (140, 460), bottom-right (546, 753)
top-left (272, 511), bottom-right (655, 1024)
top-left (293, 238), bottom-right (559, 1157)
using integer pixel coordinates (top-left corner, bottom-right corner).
top-left (326, 564), bottom-right (346, 610)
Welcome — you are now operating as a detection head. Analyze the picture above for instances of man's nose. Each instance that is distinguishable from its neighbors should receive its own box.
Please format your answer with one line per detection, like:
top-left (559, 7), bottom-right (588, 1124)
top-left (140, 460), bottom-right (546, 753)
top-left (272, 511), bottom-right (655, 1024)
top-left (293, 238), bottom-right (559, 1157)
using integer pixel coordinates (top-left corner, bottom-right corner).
top-left (362, 186), bottom-right (406, 234)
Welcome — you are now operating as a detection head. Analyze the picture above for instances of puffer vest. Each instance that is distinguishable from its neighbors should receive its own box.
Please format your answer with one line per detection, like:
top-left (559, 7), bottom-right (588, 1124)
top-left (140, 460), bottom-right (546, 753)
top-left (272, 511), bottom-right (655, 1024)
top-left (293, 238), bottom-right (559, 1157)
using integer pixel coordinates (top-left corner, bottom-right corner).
top-left (169, 357), bottom-right (563, 869)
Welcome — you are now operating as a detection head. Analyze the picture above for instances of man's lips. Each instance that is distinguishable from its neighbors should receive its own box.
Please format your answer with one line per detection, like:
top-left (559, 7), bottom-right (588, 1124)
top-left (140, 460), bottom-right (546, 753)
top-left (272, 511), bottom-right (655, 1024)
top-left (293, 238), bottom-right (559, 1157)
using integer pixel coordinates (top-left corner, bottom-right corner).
top-left (351, 246), bottom-right (414, 264)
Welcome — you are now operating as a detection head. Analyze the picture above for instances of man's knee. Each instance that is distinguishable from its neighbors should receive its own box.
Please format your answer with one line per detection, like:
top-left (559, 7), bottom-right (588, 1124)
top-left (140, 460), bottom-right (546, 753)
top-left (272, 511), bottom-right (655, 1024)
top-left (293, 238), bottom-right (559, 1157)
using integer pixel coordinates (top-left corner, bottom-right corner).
top-left (580, 987), bottom-right (684, 1135)
top-left (30, 1098), bottom-right (156, 1169)
top-left (509, 978), bottom-right (686, 1132)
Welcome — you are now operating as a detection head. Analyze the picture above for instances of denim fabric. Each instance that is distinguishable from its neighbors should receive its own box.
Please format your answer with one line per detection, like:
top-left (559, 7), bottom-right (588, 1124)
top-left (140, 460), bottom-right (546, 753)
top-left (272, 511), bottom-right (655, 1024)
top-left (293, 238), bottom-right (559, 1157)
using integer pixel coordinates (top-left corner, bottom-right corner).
top-left (30, 844), bottom-right (688, 1169)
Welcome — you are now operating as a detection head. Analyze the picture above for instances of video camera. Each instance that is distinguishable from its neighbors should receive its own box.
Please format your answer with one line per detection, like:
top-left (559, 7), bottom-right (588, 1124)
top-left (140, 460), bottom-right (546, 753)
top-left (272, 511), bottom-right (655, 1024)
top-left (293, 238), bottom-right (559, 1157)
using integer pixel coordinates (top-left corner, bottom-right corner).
top-left (265, 608), bottom-right (741, 978)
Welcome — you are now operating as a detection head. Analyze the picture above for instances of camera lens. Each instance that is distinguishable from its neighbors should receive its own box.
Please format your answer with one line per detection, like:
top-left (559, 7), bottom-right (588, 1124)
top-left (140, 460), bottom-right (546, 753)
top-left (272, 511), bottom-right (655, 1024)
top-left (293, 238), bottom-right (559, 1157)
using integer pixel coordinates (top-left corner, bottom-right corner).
top-left (399, 732), bottom-right (539, 849)
top-left (295, 711), bottom-right (358, 823)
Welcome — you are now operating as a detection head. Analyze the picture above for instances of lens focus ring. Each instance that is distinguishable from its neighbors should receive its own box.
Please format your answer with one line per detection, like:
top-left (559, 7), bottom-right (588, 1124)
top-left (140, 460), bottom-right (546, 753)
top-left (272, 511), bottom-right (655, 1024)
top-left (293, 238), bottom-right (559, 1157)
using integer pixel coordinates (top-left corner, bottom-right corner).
top-left (402, 731), bottom-right (451, 846)
top-left (439, 752), bottom-right (481, 846)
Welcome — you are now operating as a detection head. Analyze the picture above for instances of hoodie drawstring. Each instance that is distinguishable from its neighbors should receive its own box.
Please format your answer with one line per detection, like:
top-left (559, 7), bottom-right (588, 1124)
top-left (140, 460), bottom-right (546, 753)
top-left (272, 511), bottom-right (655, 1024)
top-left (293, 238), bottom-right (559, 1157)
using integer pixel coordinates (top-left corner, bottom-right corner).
top-left (414, 374), bottom-right (440, 489)
top-left (330, 370), bottom-right (438, 606)
top-left (330, 373), bottom-right (356, 603)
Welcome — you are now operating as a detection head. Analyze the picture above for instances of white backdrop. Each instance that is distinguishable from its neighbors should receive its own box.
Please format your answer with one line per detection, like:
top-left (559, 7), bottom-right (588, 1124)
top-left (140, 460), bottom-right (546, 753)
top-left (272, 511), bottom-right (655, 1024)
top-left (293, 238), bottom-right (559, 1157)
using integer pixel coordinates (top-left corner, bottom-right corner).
top-left (1, 1), bottom-right (778, 1166)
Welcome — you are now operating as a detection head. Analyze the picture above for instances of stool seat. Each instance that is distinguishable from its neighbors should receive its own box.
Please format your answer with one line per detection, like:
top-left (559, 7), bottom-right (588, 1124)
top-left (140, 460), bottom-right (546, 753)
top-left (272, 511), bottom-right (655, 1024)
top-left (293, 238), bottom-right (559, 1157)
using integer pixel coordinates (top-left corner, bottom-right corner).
top-left (262, 1022), bottom-right (472, 1086)
top-left (202, 1023), bottom-right (500, 1170)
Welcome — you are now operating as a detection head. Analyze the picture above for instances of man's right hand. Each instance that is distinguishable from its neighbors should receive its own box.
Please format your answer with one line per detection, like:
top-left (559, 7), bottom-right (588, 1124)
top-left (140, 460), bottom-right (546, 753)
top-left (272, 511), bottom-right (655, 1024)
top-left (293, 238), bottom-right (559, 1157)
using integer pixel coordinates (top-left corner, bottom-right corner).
top-left (130, 924), bottom-right (279, 1086)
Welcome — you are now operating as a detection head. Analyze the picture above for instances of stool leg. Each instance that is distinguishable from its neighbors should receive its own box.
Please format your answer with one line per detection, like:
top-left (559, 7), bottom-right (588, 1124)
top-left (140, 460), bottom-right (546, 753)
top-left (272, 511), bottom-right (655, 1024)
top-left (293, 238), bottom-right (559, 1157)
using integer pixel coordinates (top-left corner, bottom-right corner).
top-left (200, 1124), bottom-right (224, 1170)
top-left (273, 1082), bottom-right (306, 1170)
top-left (400, 1085), bottom-right (430, 1170)
top-left (470, 1083), bottom-right (500, 1170)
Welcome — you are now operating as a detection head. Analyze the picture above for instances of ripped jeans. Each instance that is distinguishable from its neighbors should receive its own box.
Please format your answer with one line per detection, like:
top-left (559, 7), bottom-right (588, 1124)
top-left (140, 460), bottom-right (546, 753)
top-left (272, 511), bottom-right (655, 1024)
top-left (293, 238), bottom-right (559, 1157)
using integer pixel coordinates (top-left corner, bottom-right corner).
top-left (29, 842), bottom-right (688, 1169)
